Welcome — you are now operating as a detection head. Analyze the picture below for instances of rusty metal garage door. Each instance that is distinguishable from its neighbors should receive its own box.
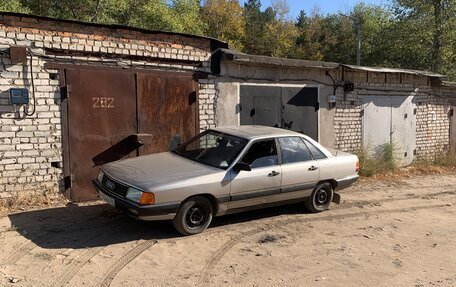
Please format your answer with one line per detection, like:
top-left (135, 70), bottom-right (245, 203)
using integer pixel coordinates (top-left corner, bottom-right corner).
top-left (63, 68), bottom-right (198, 202)
top-left (136, 72), bottom-right (198, 155)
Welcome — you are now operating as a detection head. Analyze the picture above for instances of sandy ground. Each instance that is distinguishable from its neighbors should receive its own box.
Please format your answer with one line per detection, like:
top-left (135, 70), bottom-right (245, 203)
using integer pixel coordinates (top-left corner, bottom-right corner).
top-left (1, 173), bottom-right (456, 287)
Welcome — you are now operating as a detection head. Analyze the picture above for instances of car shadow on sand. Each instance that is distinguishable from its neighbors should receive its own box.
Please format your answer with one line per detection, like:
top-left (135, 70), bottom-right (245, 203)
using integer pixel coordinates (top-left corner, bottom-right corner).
top-left (7, 202), bottom-right (308, 250)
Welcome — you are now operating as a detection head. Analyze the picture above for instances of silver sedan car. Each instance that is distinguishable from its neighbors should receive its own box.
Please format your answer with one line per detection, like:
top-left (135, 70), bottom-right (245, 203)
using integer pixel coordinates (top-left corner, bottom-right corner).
top-left (93, 125), bottom-right (359, 235)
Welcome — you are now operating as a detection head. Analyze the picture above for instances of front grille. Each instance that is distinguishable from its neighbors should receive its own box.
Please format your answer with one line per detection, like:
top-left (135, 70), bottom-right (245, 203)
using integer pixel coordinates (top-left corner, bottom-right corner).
top-left (101, 174), bottom-right (128, 197)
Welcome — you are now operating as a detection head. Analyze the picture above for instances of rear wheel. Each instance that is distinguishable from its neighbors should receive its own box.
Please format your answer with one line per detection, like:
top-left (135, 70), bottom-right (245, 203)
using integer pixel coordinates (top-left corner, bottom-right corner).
top-left (305, 182), bottom-right (333, 213)
top-left (173, 196), bottom-right (213, 236)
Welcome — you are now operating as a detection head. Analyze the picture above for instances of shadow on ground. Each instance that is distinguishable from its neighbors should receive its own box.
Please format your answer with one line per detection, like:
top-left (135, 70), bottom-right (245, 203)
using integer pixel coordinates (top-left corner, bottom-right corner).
top-left (7, 202), bottom-right (307, 250)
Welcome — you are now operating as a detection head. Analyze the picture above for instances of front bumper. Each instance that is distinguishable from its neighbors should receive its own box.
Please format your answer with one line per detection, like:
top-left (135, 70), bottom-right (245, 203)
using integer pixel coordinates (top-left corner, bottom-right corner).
top-left (92, 179), bottom-right (179, 221)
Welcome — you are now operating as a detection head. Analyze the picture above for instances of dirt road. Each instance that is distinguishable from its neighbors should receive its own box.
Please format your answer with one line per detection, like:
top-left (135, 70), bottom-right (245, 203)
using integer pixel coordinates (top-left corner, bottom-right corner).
top-left (1, 173), bottom-right (456, 287)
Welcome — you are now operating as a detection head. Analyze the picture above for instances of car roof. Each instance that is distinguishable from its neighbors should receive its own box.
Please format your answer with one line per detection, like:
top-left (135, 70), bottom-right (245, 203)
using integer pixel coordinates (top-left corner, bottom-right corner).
top-left (212, 125), bottom-right (304, 140)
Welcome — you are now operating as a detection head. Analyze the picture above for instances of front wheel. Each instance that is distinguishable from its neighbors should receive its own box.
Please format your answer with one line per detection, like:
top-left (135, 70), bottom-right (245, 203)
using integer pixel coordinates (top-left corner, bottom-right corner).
top-left (305, 183), bottom-right (334, 213)
top-left (173, 196), bottom-right (213, 236)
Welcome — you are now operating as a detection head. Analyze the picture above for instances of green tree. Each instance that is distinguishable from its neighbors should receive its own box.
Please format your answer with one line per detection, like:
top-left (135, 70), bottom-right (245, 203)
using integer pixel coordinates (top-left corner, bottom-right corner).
top-left (18, 0), bottom-right (103, 21)
top-left (15, 0), bottom-right (205, 35)
top-left (0, 0), bottom-right (30, 13)
top-left (390, 0), bottom-right (456, 76)
top-left (242, 0), bottom-right (298, 57)
top-left (349, 3), bottom-right (394, 67)
top-left (242, 0), bottom-right (266, 55)
top-left (200, 0), bottom-right (245, 49)
top-left (262, 0), bottom-right (298, 57)
top-left (291, 10), bottom-right (324, 61)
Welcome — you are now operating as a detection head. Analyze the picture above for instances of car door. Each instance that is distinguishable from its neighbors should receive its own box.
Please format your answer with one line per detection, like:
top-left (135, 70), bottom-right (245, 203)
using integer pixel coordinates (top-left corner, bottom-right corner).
top-left (277, 137), bottom-right (320, 200)
top-left (228, 139), bottom-right (282, 210)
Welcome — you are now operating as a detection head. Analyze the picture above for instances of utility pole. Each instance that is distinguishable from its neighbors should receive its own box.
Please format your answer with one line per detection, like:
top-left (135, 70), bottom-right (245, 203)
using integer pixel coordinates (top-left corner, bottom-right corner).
top-left (355, 20), bottom-right (361, 66)
top-left (339, 13), bottom-right (362, 66)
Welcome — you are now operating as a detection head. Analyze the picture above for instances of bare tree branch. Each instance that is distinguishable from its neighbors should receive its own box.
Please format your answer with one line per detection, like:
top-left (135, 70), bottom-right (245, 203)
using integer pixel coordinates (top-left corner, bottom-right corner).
top-left (91, 0), bottom-right (102, 22)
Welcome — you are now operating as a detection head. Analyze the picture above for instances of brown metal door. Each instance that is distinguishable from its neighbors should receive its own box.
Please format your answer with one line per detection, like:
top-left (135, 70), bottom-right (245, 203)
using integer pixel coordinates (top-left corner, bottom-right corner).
top-left (65, 68), bottom-right (137, 201)
top-left (136, 72), bottom-right (198, 154)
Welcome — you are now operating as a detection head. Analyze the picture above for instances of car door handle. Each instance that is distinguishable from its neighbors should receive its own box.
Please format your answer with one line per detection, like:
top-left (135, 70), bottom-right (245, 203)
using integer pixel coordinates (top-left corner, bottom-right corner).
top-left (268, 171), bottom-right (280, 177)
top-left (308, 166), bottom-right (318, 171)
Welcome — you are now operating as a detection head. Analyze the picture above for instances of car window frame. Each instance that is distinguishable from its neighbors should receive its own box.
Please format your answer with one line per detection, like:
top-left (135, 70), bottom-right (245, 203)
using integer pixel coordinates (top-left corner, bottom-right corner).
top-left (277, 136), bottom-right (317, 165)
top-left (301, 137), bottom-right (328, 160)
top-left (236, 137), bottom-right (282, 169)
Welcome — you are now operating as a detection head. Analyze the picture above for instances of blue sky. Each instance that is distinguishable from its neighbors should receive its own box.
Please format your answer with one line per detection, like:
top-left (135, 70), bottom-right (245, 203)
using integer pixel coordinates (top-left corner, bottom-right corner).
top-left (241, 0), bottom-right (389, 18)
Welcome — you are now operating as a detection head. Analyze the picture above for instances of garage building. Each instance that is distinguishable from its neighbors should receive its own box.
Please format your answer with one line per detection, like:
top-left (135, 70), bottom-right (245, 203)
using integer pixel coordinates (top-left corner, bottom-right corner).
top-left (1, 12), bottom-right (455, 202)
top-left (0, 12), bottom-right (227, 201)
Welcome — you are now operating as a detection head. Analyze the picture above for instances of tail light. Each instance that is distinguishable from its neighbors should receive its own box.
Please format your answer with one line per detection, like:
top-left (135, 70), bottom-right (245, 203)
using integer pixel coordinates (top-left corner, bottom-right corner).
top-left (356, 161), bottom-right (360, 173)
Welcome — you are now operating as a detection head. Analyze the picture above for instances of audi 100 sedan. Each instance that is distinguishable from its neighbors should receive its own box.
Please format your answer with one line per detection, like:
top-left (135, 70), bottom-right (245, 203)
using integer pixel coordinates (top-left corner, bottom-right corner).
top-left (93, 125), bottom-right (359, 235)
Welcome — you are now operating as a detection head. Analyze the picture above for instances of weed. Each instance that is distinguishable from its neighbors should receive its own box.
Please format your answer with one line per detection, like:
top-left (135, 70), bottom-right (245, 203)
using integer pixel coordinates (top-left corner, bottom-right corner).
top-left (381, 142), bottom-right (397, 170)
top-left (414, 144), bottom-right (456, 167)
top-left (355, 142), bottom-right (398, 177)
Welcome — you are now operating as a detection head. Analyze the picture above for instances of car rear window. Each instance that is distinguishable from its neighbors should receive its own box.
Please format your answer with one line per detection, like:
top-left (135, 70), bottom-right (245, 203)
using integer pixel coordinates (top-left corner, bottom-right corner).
top-left (303, 139), bottom-right (327, 160)
top-left (278, 137), bottom-right (313, 164)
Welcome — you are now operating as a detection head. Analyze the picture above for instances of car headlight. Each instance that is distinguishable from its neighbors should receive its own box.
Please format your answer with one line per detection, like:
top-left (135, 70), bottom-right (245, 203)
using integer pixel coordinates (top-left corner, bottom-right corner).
top-left (126, 187), bottom-right (142, 203)
top-left (97, 170), bottom-right (104, 183)
top-left (126, 187), bottom-right (155, 205)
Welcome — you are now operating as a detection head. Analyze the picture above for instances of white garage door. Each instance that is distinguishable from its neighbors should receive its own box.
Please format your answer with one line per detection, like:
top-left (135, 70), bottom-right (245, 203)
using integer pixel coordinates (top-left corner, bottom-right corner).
top-left (362, 96), bottom-right (416, 165)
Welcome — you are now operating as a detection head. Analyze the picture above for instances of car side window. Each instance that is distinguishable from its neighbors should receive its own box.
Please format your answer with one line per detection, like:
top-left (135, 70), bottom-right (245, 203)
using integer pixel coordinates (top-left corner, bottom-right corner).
top-left (278, 137), bottom-right (313, 164)
top-left (303, 139), bottom-right (327, 160)
top-left (241, 139), bottom-right (278, 168)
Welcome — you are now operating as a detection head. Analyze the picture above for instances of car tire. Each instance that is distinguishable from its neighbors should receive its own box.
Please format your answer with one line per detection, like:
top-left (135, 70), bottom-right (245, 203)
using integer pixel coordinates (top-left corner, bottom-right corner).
top-left (173, 196), bottom-right (213, 236)
top-left (305, 182), bottom-right (334, 213)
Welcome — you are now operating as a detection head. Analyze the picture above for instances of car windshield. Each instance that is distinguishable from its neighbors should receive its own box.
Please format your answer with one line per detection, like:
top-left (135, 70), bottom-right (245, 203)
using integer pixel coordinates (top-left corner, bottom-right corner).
top-left (173, 130), bottom-right (248, 169)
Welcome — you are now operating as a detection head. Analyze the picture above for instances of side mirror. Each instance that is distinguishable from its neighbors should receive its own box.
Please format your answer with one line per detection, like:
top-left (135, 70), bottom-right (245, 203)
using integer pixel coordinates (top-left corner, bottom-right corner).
top-left (233, 162), bottom-right (251, 172)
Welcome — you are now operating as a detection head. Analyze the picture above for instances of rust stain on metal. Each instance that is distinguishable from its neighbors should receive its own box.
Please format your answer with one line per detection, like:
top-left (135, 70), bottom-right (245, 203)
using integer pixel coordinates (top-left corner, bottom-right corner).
top-left (136, 72), bottom-right (198, 155)
top-left (66, 68), bottom-right (137, 201)
top-left (64, 67), bottom-right (199, 202)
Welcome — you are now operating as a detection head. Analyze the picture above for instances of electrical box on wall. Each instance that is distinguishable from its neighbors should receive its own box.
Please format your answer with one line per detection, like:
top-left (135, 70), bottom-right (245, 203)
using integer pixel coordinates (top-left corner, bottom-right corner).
top-left (9, 88), bottom-right (29, 105)
top-left (9, 46), bottom-right (27, 64)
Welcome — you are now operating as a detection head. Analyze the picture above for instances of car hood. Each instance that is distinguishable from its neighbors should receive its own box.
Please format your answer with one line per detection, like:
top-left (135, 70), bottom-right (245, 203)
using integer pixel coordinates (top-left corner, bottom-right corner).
top-left (101, 152), bottom-right (222, 190)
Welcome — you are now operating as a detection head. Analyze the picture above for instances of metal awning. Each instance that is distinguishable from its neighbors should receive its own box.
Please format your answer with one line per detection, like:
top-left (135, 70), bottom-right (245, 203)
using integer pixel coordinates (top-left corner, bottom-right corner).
top-left (214, 48), bottom-right (339, 71)
top-left (341, 64), bottom-right (446, 78)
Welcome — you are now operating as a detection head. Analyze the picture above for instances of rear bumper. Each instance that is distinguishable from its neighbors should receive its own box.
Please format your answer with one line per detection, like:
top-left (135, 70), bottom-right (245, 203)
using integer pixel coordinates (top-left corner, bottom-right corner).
top-left (92, 180), bottom-right (179, 221)
top-left (335, 174), bottom-right (359, 191)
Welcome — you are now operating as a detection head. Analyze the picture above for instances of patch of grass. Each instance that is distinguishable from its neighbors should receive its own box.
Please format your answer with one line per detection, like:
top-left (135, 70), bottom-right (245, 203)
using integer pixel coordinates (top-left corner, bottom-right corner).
top-left (0, 192), bottom-right (68, 216)
top-left (355, 142), bottom-right (398, 177)
top-left (433, 145), bottom-right (456, 166)
top-left (414, 144), bottom-right (456, 168)
top-left (356, 143), bottom-right (456, 179)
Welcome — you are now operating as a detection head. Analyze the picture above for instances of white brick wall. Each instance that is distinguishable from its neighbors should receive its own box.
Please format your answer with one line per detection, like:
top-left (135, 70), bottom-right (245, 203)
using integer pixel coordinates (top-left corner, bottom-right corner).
top-left (0, 14), bottom-right (218, 199)
top-left (334, 70), bottom-right (451, 159)
top-left (199, 76), bottom-right (217, 131)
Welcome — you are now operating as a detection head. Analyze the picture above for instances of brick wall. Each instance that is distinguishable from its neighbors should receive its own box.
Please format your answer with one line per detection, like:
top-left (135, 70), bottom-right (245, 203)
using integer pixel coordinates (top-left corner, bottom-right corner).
top-left (334, 69), bottom-right (451, 160)
top-left (198, 76), bottom-right (217, 131)
top-left (414, 90), bottom-right (452, 158)
top-left (0, 13), bottom-right (218, 199)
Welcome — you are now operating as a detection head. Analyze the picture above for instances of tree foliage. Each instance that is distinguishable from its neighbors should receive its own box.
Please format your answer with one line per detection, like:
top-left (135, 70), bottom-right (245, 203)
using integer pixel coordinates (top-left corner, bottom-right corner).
top-left (1, 0), bottom-right (455, 79)
top-left (390, 0), bottom-right (456, 77)
top-left (0, 0), bottom-right (30, 13)
top-left (200, 0), bottom-right (245, 49)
